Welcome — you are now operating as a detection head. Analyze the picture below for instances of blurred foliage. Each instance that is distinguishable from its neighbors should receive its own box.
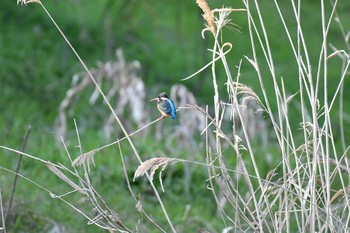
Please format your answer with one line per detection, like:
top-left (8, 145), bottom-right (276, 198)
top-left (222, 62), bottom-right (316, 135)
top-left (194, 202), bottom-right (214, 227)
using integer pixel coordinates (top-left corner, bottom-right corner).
top-left (1, 0), bottom-right (350, 232)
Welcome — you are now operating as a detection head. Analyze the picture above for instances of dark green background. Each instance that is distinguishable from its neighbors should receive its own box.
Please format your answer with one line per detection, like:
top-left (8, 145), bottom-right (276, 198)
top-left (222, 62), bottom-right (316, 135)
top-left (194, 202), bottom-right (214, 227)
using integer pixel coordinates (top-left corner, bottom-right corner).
top-left (1, 0), bottom-right (349, 232)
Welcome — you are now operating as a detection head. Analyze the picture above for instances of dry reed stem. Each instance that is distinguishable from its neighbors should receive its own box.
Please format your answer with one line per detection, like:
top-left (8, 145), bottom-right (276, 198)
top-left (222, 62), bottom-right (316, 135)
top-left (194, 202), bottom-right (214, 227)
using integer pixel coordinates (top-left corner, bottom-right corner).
top-left (330, 186), bottom-right (350, 204)
top-left (181, 42), bottom-right (233, 81)
top-left (0, 189), bottom-right (5, 233)
top-left (46, 164), bottom-right (86, 194)
top-left (196, 0), bottom-right (216, 36)
top-left (117, 142), bottom-right (166, 232)
top-left (1, 140), bottom-right (130, 231)
top-left (0, 166), bottom-right (105, 230)
top-left (72, 116), bottom-right (164, 167)
top-left (5, 125), bottom-right (31, 222)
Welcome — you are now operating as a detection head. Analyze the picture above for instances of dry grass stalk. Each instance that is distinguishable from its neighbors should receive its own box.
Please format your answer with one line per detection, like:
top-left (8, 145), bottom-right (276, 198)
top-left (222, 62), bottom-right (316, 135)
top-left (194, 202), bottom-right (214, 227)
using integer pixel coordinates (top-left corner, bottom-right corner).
top-left (46, 163), bottom-right (86, 194)
top-left (133, 157), bottom-right (178, 183)
top-left (196, 0), bottom-right (216, 36)
top-left (330, 185), bottom-right (350, 204)
top-left (5, 125), bottom-right (31, 223)
top-left (117, 141), bottom-right (167, 232)
top-left (0, 189), bottom-right (5, 233)
top-left (72, 116), bottom-right (164, 169)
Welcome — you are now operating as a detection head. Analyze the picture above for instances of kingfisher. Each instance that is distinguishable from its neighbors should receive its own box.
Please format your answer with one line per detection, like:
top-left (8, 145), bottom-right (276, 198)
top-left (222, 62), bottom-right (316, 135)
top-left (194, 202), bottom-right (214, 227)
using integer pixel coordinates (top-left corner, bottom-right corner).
top-left (150, 92), bottom-right (176, 120)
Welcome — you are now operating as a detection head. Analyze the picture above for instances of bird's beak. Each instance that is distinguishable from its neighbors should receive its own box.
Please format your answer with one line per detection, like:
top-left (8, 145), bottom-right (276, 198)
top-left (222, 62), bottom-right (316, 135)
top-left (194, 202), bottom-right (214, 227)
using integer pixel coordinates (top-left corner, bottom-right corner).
top-left (150, 98), bottom-right (158, 102)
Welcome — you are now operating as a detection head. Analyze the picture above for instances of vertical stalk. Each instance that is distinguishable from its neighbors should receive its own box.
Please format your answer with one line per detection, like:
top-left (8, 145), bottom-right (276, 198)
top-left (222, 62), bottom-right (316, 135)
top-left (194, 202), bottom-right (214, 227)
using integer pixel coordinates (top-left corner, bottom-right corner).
top-left (30, 2), bottom-right (176, 232)
top-left (5, 126), bottom-right (31, 222)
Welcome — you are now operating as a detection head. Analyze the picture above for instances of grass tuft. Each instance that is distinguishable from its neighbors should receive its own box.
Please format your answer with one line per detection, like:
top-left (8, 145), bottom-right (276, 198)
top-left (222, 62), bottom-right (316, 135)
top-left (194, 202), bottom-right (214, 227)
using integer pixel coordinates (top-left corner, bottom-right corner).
top-left (1, 0), bottom-right (349, 232)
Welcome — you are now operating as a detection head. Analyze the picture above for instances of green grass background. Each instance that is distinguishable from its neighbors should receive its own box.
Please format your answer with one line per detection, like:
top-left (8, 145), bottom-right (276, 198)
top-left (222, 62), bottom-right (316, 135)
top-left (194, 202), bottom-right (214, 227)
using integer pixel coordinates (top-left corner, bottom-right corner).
top-left (1, 0), bottom-right (350, 232)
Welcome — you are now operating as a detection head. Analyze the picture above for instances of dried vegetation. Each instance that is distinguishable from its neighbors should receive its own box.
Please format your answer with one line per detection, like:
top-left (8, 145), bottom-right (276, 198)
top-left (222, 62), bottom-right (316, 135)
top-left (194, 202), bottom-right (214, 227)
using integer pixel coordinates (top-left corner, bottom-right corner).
top-left (1, 0), bottom-right (349, 232)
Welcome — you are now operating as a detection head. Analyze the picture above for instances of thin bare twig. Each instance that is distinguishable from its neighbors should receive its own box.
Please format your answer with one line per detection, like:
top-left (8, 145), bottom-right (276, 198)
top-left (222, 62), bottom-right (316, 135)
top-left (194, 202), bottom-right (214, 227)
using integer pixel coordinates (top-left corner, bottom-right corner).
top-left (73, 116), bottom-right (164, 167)
top-left (0, 188), bottom-right (5, 233)
top-left (5, 125), bottom-right (31, 222)
top-left (117, 141), bottom-right (166, 233)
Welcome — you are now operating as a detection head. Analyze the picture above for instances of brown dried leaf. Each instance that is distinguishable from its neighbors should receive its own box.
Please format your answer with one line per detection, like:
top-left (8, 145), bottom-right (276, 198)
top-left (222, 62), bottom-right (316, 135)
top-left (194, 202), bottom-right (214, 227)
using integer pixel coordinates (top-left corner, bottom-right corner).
top-left (330, 186), bottom-right (350, 204)
top-left (46, 163), bottom-right (85, 194)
